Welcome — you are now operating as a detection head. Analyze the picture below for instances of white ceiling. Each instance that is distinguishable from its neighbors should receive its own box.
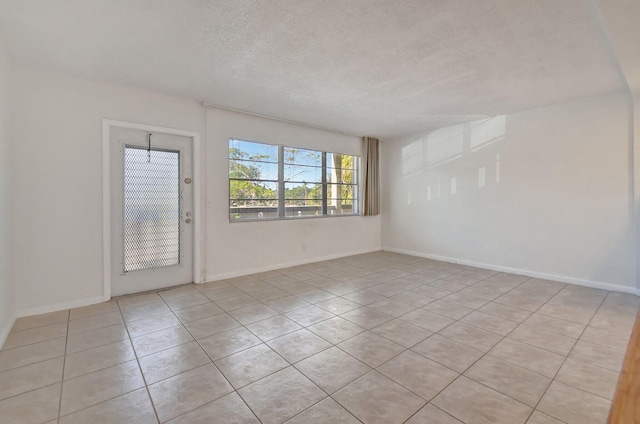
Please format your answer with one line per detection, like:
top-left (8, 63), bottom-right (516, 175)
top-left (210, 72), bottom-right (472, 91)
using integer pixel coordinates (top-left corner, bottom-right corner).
top-left (0, 0), bottom-right (629, 137)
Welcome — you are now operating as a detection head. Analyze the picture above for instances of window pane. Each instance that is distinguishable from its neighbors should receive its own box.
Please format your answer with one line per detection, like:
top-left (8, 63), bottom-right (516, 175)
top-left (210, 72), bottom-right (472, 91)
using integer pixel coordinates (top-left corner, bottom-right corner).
top-left (230, 160), bottom-right (278, 181)
top-left (284, 164), bottom-right (322, 183)
top-left (327, 200), bottom-right (354, 215)
top-left (285, 198), bottom-right (322, 217)
top-left (284, 147), bottom-right (321, 166)
top-left (327, 168), bottom-right (354, 184)
top-left (327, 153), bottom-right (356, 170)
top-left (229, 139), bottom-right (278, 163)
top-left (327, 183), bottom-right (355, 200)
top-left (230, 180), bottom-right (278, 204)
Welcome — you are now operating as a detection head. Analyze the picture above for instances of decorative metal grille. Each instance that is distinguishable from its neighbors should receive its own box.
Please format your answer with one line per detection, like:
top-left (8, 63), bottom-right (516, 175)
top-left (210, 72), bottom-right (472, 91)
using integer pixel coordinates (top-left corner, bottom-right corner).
top-left (123, 146), bottom-right (180, 272)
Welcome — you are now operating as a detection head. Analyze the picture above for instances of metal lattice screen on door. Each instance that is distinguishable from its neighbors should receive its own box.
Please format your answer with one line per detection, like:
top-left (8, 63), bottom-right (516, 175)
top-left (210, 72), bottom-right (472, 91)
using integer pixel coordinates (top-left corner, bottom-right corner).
top-left (123, 146), bottom-right (181, 272)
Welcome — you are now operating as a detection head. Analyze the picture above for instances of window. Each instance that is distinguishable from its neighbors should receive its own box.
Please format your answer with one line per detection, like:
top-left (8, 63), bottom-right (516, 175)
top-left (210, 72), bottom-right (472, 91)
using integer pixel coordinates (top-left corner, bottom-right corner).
top-left (229, 139), bottom-right (359, 221)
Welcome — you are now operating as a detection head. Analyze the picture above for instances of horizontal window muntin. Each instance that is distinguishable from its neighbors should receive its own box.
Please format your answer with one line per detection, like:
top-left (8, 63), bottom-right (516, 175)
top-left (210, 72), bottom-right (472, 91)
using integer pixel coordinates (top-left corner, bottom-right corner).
top-left (229, 138), bottom-right (359, 222)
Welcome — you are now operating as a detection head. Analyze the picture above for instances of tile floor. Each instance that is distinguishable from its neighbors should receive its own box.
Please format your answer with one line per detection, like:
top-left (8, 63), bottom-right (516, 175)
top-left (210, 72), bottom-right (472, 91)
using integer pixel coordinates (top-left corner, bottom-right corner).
top-left (1, 252), bottom-right (638, 423)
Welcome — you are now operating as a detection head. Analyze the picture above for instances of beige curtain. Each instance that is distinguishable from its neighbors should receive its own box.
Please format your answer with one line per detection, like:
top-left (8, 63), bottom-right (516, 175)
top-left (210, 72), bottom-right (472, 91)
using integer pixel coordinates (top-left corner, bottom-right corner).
top-left (363, 136), bottom-right (380, 216)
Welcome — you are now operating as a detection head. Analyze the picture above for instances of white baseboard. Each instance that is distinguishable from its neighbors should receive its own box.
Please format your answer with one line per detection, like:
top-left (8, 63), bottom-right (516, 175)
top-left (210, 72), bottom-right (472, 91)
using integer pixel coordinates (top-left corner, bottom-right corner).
top-left (0, 315), bottom-right (16, 349)
top-left (382, 246), bottom-right (639, 296)
top-left (18, 295), bottom-right (107, 318)
top-left (204, 247), bottom-right (381, 282)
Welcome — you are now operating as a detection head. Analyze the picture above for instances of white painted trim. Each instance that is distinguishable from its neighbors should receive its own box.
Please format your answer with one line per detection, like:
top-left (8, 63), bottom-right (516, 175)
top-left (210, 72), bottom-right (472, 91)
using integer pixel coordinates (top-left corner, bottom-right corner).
top-left (383, 246), bottom-right (640, 295)
top-left (0, 316), bottom-right (16, 349)
top-left (18, 296), bottom-right (106, 318)
top-left (102, 119), bottom-right (204, 303)
top-left (204, 247), bottom-right (381, 282)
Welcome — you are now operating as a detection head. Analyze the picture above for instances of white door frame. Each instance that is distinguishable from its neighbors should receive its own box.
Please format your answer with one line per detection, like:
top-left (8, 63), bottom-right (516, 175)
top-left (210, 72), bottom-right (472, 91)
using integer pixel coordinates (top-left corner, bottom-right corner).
top-left (102, 119), bottom-right (204, 301)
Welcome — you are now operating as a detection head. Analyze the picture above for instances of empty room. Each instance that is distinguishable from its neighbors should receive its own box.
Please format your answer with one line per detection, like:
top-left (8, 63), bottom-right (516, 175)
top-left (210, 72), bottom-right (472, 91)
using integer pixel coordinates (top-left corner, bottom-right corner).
top-left (1, 1), bottom-right (639, 423)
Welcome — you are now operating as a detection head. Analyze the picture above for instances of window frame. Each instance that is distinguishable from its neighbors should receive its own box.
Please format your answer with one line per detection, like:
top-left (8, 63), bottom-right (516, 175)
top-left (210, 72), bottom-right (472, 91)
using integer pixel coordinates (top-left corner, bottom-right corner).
top-left (228, 138), bottom-right (360, 222)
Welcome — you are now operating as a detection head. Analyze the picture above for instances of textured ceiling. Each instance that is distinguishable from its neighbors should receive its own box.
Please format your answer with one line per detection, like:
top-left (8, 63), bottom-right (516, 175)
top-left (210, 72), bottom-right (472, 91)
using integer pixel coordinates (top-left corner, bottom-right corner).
top-left (0, 0), bottom-right (626, 137)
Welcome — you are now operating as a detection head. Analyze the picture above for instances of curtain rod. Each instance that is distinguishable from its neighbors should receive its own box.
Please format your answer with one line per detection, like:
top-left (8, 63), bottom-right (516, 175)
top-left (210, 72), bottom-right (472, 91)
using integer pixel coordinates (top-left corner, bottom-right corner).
top-left (201, 102), bottom-right (364, 138)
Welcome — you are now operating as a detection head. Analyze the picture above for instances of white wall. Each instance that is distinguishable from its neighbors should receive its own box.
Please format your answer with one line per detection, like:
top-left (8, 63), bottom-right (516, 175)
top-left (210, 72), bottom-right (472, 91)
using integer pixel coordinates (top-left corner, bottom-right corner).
top-left (0, 37), bottom-right (16, 342)
top-left (205, 108), bottom-right (381, 280)
top-left (382, 92), bottom-right (636, 292)
top-left (12, 66), bottom-right (206, 315)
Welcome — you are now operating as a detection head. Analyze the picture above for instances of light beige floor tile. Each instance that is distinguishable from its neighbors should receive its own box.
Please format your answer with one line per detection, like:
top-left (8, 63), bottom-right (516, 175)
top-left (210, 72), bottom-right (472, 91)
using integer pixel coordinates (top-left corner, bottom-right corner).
top-left (58, 387), bottom-right (157, 424)
top-left (527, 410), bottom-right (565, 424)
top-left (121, 302), bottom-right (172, 323)
top-left (0, 383), bottom-right (61, 424)
top-left (249, 287), bottom-right (288, 302)
top-left (341, 290), bottom-right (386, 305)
top-left (378, 350), bottom-right (458, 401)
top-left (333, 371), bottom-right (425, 424)
top-left (216, 294), bottom-right (260, 312)
top-left (60, 360), bottom-right (145, 416)
top-left (580, 326), bottom-right (631, 351)
top-left (464, 355), bottom-right (551, 407)
top-left (295, 346), bottom-right (371, 394)
top-left (315, 297), bottom-right (361, 315)
top-left (489, 338), bottom-right (565, 378)
top-left (69, 301), bottom-right (119, 321)
top-left (423, 300), bottom-right (474, 320)
top-left (428, 280), bottom-right (468, 292)
top-left (164, 293), bottom-right (210, 311)
top-left (523, 313), bottom-right (586, 338)
top-left (117, 292), bottom-right (164, 309)
top-left (589, 309), bottom-right (636, 334)
top-left (12, 310), bottom-right (69, 332)
top-left (198, 327), bottom-right (262, 361)
top-left (307, 316), bottom-right (365, 344)
top-left (2, 322), bottom-right (68, 350)
top-left (183, 313), bottom-right (240, 340)
top-left (460, 311), bottom-right (519, 336)
top-left (158, 285), bottom-right (200, 300)
top-left (215, 344), bottom-right (288, 389)
top-left (296, 289), bottom-right (336, 303)
top-left (172, 302), bottom-right (223, 323)
top-left (556, 357), bottom-right (619, 400)
top-left (479, 301), bottom-right (532, 322)
top-left (66, 324), bottom-right (128, 354)
top-left (494, 293), bottom-right (544, 312)
top-left (139, 341), bottom-right (211, 384)
top-left (457, 285), bottom-right (502, 301)
top-left (536, 303), bottom-right (596, 325)
top-left (148, 363), bottom-right (233, 423)
top-left (406, 403), bottom-right (463, 424)
top-left (131, 325), bottom-right (194, 357)
top-left (284, 305), bottom-right (335, 327)
top-left (391, 291), bottom-right (436, 307)
top-left (264, 295), bottom-right (310, 313)
top-left (412, 334), bottom-right (483, 373)
top-left (400, 309), bottom-right (455, 332)
top-left (371, 319), bottom-right (432, 348)
top-left (367, 298), bottom-right (416, 317)
top-left (337, 331), bottom-right (405, 368)
top-left (285, 397), bottom-right (360, 424)
top-left (538, 381), bottom-right (611, 424)
top-left (245, 315), bottom-right (302, 342)
top-left (0, 357), bottom-right (64, 400)
top-left (64, 339), bottom-right (135, 380)
top-left (267, 329), bottom-right (332, 363)
top-left (238, 367), bottom-right (326, 424)
top-left (441, 293), bottom-right (489, 309)
top-left (202, 286), bottom-right (244, 302)
top-left (126, 312), bottom-right (181, 338)
top-left (432, 376), bottom-right (532, 424)
top-left (167, 392), bottom-right (259, 424)
top-left (0, 337), bottom-right (65, 372)
top-left (568, 339), bottom-right (626, 372)
top-left (509, 324), bottom-right (576, 356)
top-left (68, 312), bottom-right (123, 335)
top-left (229, 304), bottom-right (278, 325)
top-left (410, 285), bottom-right (453, 299)
top-left (438, 322), bottom-right (502, 352)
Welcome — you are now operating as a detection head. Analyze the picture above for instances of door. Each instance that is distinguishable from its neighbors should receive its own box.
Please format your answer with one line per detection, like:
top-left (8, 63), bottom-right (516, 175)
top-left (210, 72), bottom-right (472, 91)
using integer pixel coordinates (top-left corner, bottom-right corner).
top-left (110, 126), bottom-right (194, 296)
